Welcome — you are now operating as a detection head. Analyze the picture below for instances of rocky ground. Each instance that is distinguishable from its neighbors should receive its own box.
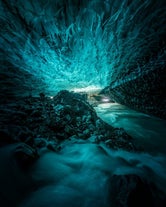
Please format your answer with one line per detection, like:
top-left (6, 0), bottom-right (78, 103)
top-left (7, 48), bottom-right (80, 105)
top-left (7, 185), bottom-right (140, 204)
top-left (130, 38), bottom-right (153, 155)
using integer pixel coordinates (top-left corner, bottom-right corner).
top-left (0, 90), bottom-right (137, 152)
top-left (0, 90), bottom-right (165, 207)
top-left (0, 90), bottom-right (140, 169)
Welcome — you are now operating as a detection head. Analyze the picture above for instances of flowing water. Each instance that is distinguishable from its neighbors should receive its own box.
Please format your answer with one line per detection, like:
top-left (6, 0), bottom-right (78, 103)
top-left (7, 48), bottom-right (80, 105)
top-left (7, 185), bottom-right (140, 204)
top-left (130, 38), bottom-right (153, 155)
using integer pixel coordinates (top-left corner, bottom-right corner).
top-left (95, 103), bottom-right (166, 155)
top-left (0, 104), bottom-right (166, 207)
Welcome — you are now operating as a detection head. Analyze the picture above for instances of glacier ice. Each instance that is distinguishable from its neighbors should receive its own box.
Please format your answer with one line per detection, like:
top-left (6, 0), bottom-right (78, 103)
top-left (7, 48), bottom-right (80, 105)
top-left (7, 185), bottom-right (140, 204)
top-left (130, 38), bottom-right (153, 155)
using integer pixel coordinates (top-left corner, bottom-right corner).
top-left (0, 0), bottom-right (165, 96)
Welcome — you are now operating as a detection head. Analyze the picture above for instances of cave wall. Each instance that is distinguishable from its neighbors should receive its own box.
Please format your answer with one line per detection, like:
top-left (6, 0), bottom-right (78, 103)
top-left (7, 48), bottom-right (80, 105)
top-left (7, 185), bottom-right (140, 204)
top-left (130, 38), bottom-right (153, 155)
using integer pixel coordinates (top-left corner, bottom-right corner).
top-left (99, 0), bottom-right (166, 119)
top-left (103, 66), bottom-right (166, 119)
top-left (0, 0), bottom-right (166, 118)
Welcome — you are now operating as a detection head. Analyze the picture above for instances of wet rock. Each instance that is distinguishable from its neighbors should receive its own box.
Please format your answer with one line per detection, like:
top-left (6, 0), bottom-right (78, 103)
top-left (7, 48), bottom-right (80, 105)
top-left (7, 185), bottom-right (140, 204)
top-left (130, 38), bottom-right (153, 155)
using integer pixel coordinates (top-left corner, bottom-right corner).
top-left (0, 129), bottom-right (13, 146)
top-left (111, 128), bottom-right (133, 141)
top-left (47, 141), bottom-right (59, 152)
top-left (39, 92), bottom-right (45, 101)
top-left (105, 128), bottom-right (136, 151)
top-left (14, 143), bottom-right (39, 169)
top-left (83, 129), bottom-right (90, 136)
top-left (88, 135), bottom-right (99, 143)
top-left (108, 174), bottom-right (164, 207)
top-left (53, 90), bottom-right (97, 118)
top-left (105, 139), bottom-right (113, 146)
top-left (0, 90), bottom-right (138, 152)
top-left (33, 138), bottom-right (47, 148)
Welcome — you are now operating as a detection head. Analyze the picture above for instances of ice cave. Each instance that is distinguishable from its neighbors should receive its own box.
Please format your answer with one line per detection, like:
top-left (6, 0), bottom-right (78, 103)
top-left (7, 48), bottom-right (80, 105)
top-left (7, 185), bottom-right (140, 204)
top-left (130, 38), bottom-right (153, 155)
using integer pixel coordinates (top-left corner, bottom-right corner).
top-left (0, 0), bottom-right (166, 207)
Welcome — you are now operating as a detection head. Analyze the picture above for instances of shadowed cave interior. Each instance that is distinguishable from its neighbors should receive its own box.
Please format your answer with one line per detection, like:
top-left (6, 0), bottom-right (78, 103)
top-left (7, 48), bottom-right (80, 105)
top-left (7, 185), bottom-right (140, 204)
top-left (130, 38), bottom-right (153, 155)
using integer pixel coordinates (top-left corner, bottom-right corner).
top-left (0, 0), bottom-right (166, 207)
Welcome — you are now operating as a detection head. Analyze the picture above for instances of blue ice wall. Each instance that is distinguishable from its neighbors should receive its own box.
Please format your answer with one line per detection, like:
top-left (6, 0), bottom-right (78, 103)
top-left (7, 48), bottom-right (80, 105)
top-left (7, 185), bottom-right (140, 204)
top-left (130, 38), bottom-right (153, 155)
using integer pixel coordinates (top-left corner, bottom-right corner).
top-left (0, 0), bottom-right (165, 97)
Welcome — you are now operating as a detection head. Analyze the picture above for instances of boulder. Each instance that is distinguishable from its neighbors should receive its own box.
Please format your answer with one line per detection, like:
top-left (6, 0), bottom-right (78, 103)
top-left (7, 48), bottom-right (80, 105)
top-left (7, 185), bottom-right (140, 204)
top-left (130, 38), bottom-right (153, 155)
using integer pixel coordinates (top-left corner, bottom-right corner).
top-left (14, 143), bottom-right (39, 169)
top-left (108, 174), bottom-right (163, 207)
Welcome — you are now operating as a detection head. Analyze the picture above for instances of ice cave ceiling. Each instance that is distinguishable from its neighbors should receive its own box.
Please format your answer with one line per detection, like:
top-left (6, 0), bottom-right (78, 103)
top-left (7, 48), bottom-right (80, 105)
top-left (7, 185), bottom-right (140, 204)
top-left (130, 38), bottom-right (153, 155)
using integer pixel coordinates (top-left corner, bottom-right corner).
top-left (0, 0), bottom-right (166, 117)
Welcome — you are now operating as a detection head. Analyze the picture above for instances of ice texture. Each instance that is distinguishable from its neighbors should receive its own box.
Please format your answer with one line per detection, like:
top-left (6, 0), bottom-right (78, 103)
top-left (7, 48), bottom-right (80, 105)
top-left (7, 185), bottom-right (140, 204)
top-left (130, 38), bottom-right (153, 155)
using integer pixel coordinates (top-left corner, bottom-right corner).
top-left (0, 0), bottom-right (165, 96)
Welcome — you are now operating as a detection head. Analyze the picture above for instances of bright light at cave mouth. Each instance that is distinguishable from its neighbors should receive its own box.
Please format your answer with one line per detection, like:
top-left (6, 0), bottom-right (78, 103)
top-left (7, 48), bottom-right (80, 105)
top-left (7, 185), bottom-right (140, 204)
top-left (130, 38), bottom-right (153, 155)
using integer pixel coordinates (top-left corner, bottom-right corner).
top-left (71, 86), bottom-right (102, 93)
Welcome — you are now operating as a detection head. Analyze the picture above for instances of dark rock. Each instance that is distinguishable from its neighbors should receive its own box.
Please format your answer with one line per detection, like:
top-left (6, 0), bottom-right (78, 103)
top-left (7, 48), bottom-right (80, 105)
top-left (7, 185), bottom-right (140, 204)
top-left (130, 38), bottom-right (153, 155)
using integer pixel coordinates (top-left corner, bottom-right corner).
top-left (0, 129), bottom-right (13, 146)
top-left (47, 141), bottom-right (59, 152)
top-left (88, 135), bottom-right (99, 143)
top-left (0, 90), bottom-right (138, 151)
top-left (105, 128), bottom-right (136, 151)
top-left (14, 143), bottom-right (39, 169)
top-left (111, 128), bottom-right (133, 141)
top-left (53, 90), bottom-right (97, 119)
top-left (108, 174), bottom-right (164, 207)
top-left (39, 92), bottom-right (45, 100)
top-left (33, 138), bottom-right (47, 148)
